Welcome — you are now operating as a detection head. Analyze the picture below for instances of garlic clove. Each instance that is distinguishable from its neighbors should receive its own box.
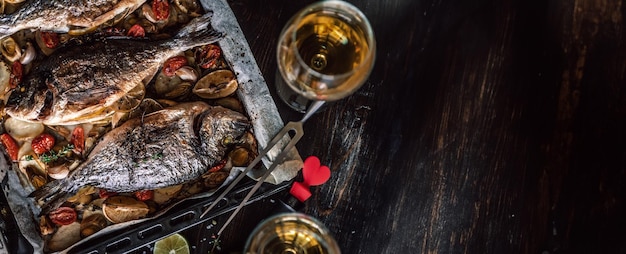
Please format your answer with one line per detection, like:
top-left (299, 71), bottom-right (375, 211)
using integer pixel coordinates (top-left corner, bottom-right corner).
top-left (19, 41), bottom-right (36, 65)
top-left (48, 164), bottom-right (70, 179)
top-left (1, 37), bottom-right (21, 62)
top-left (174, 66), bottom-right (198, 82)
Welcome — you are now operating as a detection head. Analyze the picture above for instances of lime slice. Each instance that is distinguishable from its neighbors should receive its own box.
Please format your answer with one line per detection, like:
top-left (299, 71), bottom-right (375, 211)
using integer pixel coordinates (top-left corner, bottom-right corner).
top-left (153, 233), bottom-right (190, 254)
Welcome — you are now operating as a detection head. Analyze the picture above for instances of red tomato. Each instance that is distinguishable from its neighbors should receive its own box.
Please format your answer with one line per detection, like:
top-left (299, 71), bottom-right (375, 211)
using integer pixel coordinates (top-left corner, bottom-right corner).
top-left (162, 56), bottom-right (188, 77)
top-left (40, 32), bottom-right (59, 49)
top-left (98, 189), bottom-right (118, 199)
top-left (196, 44), bottom-right (222, 69)
top-left (134, 190), bottom-right (154, 201)
top-left (127, 24), bottom-right (146, 37)
top-left (152, 0), bottom-right (170, 21)
top-left (49, 207), bottom-right (77, 226)
top-left (0, 133), bottom-right (19, 161)
top-left (31, 133), bottom-right (55, 155)
top-left (71, 126), bottom-right (85, 155)
top-left (9, 61), bottom-right (22, 88)
top-left (208, 159), bottom-right (227, 173)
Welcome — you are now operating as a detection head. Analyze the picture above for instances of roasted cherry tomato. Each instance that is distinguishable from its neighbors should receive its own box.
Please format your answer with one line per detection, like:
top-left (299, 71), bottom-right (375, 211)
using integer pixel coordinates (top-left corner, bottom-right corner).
top-left (195, 44), bottom-right (221, 69)
top-left (71, 126), bottom-right (85, 155)
top-left (31, 133), bottom-right (55, 155)
top-left (162, 56), bottom-right (188, 77)
top-left (40, 32), bottom-right (59, 49)
top-left (127, 24), bottom-right (146, 37)
top-left (208, 159), bottom-right (227, 173)
top-left (49, 207), bottom-right (77, 226)
top-left (98, 189), bottom-right (118, 199)
top-left (9, 61), bottom-right (22, 88)
top-left (134, 190), bottom-right (154, 201)
top-left (152, 0), bottom-right (170, 21)
top-left (0, 133), bottom-right (19, 161)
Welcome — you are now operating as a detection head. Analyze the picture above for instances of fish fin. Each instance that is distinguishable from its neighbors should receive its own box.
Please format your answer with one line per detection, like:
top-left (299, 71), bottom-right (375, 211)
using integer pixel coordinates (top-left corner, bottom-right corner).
top-left (29, 178), bottom-right (76, 215)
top-left (0, 16), bottom-right (12, 39)
top-left (171, 11), bottom-right (224, 49)
top-left (68, 0), bottom-right (145, 36)
top-left (68, 25), bottom-right (100, 36)
top-left (142, 66), bottom-right (159, 86)
top-left (29, 178), bottom-right (65, 200)
top-left (39, 192), bottom-right (74, 216)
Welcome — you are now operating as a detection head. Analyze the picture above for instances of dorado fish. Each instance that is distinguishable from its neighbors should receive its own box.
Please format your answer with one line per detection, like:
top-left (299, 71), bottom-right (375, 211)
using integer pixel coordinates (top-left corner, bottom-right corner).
top-left (4, 12), bottom-right (223, 125)
top-left (31, 101), bottom-right (250, 214)
top-left (0, 0), bottom-right (146, 39)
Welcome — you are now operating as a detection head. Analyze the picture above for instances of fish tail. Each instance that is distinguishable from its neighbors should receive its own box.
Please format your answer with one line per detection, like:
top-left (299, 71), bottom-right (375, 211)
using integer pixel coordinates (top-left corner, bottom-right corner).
top-left (170, 11), bottom-right (224, 49)
top-left (29, 179), bottom-right (75, 215)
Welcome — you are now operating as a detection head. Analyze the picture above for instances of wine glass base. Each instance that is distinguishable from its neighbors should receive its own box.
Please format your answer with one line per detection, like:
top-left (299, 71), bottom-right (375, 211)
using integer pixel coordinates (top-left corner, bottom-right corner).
top-left (275, 72), bottom-right (329, 113)
top-left (280, 94), bottom-right (314, 113)
top-left (278, 92), bottom-right (332, 114)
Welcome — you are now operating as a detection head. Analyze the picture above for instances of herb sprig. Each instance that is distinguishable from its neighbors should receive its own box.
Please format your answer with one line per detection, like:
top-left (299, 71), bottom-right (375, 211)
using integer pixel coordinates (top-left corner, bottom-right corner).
top-left (40, 144), bottom-right (74, 164)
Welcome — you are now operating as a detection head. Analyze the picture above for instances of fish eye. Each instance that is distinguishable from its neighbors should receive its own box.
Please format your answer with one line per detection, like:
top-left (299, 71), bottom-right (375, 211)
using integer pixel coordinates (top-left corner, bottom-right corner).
top-left (222, 136), bottom-right (233, 146)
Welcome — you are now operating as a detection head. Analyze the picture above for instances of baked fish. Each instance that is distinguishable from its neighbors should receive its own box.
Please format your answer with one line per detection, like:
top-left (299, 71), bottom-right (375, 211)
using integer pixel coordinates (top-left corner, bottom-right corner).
top-left (0, 0), bottom-right (146, 39)
top-left (4, 12), bottom-right (223, 125)
top-left (31, 102), bottom-right (251, 214)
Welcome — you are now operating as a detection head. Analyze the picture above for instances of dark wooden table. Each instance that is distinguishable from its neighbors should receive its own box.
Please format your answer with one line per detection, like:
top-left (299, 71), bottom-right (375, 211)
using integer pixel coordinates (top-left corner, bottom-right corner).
top-left (183, 0), bottom-right (626, 253)
top-left (0, 0), bottom-right (622, 253)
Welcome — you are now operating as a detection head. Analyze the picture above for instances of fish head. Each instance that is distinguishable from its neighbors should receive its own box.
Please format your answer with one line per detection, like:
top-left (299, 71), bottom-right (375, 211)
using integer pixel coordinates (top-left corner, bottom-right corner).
top-left (4, 77), bottom-right (52, 122)
top-left (196, 106), bottom-right (251, 156)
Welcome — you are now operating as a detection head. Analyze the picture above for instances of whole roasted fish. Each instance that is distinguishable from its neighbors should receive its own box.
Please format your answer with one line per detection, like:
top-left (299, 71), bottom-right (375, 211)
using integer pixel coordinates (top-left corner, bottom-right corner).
top-left (0, 0), bottom-right (146, 39)
top-left (4, 12), bottom-right (223, 125)
top-left (31, 101), bottom-right (251, 214)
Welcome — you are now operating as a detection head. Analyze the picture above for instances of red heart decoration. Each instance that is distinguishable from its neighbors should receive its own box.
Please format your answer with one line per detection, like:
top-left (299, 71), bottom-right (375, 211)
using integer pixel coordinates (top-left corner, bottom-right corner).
top-left (289, 156), bottom-right (332, 202)
top-left (302, 156), bottom-right (331, 186)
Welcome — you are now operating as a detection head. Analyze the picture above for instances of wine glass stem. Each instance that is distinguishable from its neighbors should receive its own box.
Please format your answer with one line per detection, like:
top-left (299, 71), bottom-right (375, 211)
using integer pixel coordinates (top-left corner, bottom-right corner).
top-left (301, 100), bottom-right (326, 123)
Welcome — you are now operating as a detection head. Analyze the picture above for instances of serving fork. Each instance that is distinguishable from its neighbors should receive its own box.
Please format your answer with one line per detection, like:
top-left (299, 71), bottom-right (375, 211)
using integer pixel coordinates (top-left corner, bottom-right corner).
top-left (200, 100), bottom-right (326, 235)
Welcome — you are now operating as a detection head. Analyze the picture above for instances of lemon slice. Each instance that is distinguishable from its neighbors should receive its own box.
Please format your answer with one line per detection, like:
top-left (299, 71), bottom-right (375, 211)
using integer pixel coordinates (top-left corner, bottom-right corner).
top-left (112, 98), bottom-right (165, 127)
top-left (153, 233), bottom-right (190, 254)
top-left (111, 83), bottom-right (146, 112)
top-left (102, 196), bottom-right (150, 224)
top-left (192, 69), bottom-right (238, 99)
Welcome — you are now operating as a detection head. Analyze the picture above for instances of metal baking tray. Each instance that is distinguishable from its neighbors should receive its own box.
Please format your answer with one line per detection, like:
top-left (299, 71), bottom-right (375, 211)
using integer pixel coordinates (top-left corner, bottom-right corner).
top-left (66, 180), bottom-right (292, 254)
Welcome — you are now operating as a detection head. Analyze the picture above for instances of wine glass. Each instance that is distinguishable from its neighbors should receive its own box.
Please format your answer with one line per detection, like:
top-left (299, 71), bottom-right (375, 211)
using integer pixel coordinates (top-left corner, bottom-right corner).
top-left (199, 1), bottom-right (375, 229)
top-left (275, 0), bottom-right (376, 113)
top-left (243, 213), bottom-right (341, 254)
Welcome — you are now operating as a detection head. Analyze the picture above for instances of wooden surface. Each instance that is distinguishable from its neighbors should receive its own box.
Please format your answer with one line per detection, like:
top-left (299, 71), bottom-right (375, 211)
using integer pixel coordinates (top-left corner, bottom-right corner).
top-left (203, 0), bottom-right (626, 253)
top-left (0, 0), bottom-right (621, 253)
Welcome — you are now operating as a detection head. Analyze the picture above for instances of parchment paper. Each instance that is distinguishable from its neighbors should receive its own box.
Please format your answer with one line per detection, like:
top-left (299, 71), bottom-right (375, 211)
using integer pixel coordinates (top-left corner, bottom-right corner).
top-left (202, 0), bottom-right (303, 183)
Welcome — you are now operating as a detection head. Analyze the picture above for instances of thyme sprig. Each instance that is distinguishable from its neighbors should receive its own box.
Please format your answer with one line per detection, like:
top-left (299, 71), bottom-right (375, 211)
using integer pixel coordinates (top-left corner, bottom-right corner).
top-left (40, 144), bottom-right (74, 164)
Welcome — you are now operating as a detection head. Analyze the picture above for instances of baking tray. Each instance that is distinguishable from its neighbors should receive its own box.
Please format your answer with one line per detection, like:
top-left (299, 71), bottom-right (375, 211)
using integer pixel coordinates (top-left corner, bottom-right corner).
top-left (66, 180), bottom-right (293, 254)
top-left (0, 0), bottom-right (302, 253)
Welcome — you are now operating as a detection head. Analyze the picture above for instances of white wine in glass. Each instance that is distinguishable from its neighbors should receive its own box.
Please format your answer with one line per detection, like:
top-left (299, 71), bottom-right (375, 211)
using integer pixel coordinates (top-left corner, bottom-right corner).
top-left (243, 213), bottom-right (341, 254)
top-left (276, 0), bottom-right (376, 112)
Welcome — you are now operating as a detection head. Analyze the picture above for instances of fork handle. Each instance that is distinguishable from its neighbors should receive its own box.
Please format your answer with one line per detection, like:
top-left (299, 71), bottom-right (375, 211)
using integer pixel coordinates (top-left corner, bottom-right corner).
top-left (200, 122), bottom-right (298, 218)
top-left (301, 100), bottom-right (326, 123)
top-left (216, 122), bottom-right (304, 235)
